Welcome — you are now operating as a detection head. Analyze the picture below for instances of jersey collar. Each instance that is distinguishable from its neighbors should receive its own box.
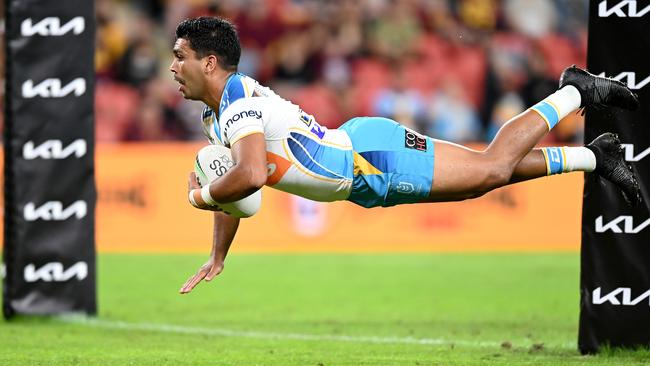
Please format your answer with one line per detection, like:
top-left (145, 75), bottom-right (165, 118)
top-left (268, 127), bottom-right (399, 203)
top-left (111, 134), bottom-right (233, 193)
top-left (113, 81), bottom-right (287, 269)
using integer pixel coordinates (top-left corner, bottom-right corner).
top-left (217, 72), bottom-right (241, 121)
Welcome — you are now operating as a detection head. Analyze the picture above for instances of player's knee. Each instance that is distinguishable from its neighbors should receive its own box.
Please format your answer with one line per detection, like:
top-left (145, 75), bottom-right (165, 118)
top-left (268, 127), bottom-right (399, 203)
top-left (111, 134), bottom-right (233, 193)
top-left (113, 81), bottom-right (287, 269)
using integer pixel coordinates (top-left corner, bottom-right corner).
top-left (478, 165), bottom-right (512, 193)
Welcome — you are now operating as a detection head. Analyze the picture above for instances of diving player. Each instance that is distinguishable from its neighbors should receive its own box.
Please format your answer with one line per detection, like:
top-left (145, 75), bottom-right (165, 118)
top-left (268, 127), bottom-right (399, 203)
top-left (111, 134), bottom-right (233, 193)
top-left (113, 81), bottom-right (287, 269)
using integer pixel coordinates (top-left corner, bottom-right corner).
top-left (171, 17), bottom-right (640, 294)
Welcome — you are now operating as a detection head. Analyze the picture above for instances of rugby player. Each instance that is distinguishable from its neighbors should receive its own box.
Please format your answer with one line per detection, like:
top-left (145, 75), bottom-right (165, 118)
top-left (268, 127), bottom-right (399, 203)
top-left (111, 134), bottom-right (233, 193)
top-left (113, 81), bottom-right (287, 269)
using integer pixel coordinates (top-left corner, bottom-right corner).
top-left (171, 17), bottom-right (640, 294)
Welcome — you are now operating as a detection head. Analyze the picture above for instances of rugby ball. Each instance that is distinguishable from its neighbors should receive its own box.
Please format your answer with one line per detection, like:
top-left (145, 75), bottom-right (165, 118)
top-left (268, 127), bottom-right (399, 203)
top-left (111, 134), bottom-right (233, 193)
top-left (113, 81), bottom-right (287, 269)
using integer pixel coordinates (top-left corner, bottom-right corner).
top-left (194, 145), bottom-right (262, 218)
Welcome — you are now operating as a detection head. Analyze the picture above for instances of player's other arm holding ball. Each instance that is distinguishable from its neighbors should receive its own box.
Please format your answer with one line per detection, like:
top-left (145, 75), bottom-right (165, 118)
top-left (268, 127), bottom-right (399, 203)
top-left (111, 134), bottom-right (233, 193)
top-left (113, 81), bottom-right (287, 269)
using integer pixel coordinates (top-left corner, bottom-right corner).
top-left (180, 133), bottom-right (267, 294)
top-left (169, 16), bottom-right (271, 294)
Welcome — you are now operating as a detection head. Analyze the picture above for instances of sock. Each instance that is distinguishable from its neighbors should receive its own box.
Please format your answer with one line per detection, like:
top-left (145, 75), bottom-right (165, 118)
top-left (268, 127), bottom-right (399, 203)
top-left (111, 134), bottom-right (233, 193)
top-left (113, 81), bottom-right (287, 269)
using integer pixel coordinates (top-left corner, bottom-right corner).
top-left (542, 146), bottom-right (596, 175)
top-left (530, 85), bottom-right (582, 130)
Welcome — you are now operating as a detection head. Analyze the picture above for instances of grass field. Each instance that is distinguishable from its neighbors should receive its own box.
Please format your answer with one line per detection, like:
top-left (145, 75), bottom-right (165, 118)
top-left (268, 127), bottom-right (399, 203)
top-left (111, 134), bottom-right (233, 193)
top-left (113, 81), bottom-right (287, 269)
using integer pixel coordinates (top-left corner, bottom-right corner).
top-left (2, 253), bottom-right (650, 365)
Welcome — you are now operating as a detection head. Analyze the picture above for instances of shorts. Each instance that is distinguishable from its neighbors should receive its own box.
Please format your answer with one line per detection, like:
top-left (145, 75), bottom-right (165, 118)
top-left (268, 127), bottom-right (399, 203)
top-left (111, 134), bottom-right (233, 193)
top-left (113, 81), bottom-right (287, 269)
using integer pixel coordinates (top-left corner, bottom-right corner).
top-left (339, 117), bottom-right (435, 208)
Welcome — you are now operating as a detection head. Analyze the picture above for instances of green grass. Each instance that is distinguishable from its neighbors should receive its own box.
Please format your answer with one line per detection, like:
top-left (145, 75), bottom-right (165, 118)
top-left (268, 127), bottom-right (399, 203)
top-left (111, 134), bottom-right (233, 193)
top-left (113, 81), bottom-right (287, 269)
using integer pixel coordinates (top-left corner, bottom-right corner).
top-left (1, 253), bottom-right (650, 365)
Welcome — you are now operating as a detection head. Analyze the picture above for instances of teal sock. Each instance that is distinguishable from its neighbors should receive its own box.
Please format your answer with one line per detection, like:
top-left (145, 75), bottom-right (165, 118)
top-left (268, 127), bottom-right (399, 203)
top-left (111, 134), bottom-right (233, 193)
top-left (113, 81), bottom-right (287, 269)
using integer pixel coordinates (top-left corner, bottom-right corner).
top-left (529, 86), bottom-right (581, 130)
top-left (542, 146), bottom-right (596, 175)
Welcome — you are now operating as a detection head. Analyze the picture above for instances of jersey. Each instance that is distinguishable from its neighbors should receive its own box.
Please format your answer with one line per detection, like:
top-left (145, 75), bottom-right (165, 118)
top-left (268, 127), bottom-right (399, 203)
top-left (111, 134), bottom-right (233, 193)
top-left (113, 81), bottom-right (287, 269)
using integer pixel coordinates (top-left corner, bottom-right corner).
top-left (206, 96), bottom-right (354, 202)
top-left (201, 73), bottom-right (435, 208)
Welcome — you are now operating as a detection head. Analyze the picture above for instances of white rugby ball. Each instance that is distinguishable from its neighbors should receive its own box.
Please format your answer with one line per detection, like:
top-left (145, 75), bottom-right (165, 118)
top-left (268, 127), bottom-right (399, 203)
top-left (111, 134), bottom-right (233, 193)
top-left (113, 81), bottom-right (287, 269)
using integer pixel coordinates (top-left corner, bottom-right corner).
top-left (194, 145), bottom-right (261, 218)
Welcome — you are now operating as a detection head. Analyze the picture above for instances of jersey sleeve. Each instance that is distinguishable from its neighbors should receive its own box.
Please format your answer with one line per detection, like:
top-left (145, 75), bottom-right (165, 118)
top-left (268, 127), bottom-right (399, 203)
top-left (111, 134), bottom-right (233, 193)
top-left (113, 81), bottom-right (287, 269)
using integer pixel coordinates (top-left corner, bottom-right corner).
top-left (220, 99), bottom-right (265, 146)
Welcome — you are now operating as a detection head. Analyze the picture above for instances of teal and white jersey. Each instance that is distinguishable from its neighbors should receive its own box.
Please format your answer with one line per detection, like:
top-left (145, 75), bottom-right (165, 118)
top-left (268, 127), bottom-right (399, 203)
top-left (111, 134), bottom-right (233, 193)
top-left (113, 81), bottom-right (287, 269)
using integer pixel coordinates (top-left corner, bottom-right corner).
top-left (206, 93), bottom-right (354, 202)
top-left (201, 73), bottom-right (353, 202)
top-left (200, 73), bottom-right (435, 208)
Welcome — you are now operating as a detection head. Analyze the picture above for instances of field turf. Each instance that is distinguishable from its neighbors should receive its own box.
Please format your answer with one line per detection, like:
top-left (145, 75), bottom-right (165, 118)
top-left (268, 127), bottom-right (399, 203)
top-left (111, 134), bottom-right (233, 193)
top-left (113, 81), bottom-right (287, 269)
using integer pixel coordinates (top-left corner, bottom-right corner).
top-left (2, 253), bottom-right (650, 365)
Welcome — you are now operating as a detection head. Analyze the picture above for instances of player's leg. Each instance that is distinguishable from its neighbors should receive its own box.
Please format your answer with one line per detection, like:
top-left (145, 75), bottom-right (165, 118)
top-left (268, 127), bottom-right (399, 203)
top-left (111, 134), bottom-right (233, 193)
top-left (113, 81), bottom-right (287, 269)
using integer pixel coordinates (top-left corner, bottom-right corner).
top-left (425, 66), bottom-right (640, 203)
top-left (508, 149), bottom-right (546, 184)
top-left (426, 105), bottom-right (576, 201)
top-left (425, 142), bottom-right (549, 201)
top-left (509, 142), bottom-right (603, 184)
top-left (431, 130), bottom-right (641, 202)
top-left (508, 144), bottom-right (597, 183)
top-left (424, 135), bottom-right (548, 202)
top-left (490, 132), bottom-right (639, 203)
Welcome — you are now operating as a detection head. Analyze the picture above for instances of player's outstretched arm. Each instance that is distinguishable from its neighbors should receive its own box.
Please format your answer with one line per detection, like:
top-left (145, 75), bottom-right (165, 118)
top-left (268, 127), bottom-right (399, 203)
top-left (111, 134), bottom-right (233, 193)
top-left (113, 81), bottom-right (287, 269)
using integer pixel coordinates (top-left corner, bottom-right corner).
top-left (179, 211), bottom-right (240, 294)
top-left (181, 173), bottom-right (241, 294)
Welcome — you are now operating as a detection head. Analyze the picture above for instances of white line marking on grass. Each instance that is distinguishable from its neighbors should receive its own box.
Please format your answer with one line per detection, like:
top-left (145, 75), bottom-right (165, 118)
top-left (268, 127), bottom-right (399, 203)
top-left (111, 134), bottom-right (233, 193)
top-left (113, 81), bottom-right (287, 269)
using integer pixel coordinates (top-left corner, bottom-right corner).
top-left (58, 316), bottom-right (575, 350)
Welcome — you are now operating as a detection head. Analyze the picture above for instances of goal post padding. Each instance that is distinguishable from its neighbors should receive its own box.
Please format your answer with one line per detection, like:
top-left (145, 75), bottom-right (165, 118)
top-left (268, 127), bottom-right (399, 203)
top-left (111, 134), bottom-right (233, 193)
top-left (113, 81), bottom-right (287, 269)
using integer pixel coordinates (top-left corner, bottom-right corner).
top-left (579, 0), bottom-right (650, 353)
top-left (3, 0), bottom-right (96, 318)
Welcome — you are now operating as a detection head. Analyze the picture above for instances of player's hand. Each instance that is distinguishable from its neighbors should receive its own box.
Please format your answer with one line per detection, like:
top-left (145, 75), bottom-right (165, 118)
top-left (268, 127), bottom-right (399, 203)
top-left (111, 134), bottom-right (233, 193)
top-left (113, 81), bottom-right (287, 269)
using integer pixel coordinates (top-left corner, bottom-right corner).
top-left (179, 259), bottom-right (224, 294)
top-left (187, 172), bottom-right (222, 211)
top-left (188, 171), bottom-right (201, 190)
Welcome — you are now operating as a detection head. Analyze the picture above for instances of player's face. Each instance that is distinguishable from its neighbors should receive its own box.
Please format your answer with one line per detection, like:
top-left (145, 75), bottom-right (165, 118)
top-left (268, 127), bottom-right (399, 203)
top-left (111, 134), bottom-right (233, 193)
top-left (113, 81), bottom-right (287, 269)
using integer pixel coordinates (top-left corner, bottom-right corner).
top-left (170, 38), bottom-right (206, 100)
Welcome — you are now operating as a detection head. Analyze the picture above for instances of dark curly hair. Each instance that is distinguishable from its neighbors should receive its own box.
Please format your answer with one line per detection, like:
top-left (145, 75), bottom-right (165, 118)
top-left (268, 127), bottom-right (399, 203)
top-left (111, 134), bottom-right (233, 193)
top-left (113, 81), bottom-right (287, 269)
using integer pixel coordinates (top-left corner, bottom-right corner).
top-left (175, 16), bottom-right (240, 71)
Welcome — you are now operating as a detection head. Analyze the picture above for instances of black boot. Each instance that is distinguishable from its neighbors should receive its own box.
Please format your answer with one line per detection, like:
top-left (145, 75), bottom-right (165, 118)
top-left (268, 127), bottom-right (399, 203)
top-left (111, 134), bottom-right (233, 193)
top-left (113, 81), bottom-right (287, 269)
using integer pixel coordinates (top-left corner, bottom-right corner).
top-left (559, 65), bottom-right (639, 111)
top-left (586, 132), bottom-right (641, 206)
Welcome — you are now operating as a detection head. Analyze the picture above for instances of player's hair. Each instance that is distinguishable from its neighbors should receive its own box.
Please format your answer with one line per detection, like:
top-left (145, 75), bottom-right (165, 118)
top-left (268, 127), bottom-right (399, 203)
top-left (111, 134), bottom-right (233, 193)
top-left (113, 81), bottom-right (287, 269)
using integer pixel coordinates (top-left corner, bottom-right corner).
top-left (175, 16), bottom-right (240, 71)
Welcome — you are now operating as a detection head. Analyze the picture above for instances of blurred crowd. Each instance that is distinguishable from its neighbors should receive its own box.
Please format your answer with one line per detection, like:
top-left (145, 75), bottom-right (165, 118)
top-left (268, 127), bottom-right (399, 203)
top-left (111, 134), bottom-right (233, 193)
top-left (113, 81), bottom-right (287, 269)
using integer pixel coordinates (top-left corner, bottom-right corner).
top-left (96, 0), bottom-right (588, 143)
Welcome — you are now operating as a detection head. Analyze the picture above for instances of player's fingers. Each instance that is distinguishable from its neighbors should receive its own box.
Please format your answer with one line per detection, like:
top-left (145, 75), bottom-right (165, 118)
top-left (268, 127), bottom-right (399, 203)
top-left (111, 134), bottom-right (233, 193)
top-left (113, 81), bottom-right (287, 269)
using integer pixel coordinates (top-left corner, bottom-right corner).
top-left (188, 172), bottom-right (199, 190)
top-left (181, 273), bottom-right (198, 288)
top-left (191, 172), bottom-right (201, 189)
top-left (188, 270), bottom-right (208, 286)
top-left (205, 264), bottom-right (223, 281)
top-left (179, 276), bottom-right (201, 294)
top-left (179, 270), bottom-right (207, 294)
top-left (179, 276), bottom-right (196, 294)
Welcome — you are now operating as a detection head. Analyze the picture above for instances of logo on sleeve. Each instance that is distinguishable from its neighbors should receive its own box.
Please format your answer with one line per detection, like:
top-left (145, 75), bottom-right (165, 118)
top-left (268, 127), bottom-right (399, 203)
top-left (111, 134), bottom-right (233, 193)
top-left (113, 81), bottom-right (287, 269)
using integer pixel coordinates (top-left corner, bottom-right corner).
top-left (202, 106), bottom-right (214, 120)
top-left (202, 107), bottom-right (214, 129)
top-left (299, 112), bottom-right (312, 127)
top-left (223, 110), bottom-right (263, 138)
top-left (404, 131), bottom-right (427, 152)
top-left (224, 110), bottom-right (262, 129)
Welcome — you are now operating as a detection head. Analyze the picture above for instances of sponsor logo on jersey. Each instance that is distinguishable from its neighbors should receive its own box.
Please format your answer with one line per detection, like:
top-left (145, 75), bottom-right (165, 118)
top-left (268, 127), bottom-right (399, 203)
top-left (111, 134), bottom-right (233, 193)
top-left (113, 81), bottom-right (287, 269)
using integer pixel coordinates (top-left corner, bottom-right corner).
top-left (24, 262), bottom-right (88, 282)
top-left (310, 122), bottom-right (325, 139)
top-left (265, 152), bottom-right (291, 186)
top-left (202, 106), bottom-right (214, 120)
top-left (299, 111), bottom-right (312, 127)
top-left (404, 131), bottom-right (427, 152)
top-left (267, 163), bottom-right (277, 177)
top-left (202, 107), bottom-right (214, 127)
top-left (224, 110), bottom-right (262, 129)
top-left (396, 182), bottom-right (415, 194)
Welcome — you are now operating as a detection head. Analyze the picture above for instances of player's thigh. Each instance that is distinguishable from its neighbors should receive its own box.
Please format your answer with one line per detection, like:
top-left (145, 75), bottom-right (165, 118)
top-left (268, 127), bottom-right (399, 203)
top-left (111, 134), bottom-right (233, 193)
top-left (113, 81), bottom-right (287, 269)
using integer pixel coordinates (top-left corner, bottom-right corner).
top-left (425, 139), bottom-right (493, 201)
